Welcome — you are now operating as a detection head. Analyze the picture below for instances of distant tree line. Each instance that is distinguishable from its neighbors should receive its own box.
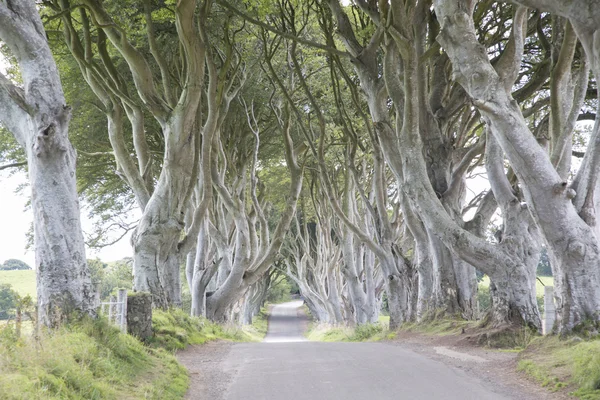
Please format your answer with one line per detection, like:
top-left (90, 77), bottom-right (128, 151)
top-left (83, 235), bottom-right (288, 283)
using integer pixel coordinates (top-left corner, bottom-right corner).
top-left (0, 259), bottom-right (31, 271)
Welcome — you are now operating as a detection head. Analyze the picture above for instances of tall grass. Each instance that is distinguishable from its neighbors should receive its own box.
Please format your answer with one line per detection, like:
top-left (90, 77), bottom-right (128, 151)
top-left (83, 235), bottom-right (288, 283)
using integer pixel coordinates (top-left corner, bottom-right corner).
top-left (306, 322), bottom-right (387, 342)
top-left (150, 308), bottom-right (254, 351)
top-left (0, 317), bottom-right (187, 399)
top-left (518, 336), bottom-right (600, 399)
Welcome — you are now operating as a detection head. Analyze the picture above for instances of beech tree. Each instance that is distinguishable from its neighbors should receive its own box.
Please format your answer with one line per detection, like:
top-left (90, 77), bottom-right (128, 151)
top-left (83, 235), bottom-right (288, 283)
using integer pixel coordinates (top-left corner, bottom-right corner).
top-left (195, 98), bottom-right (304, 321)
top-left (48, 0), bottom-right (237, 308)
top-left (0, 0), bottom-right (95, 326)
top-left (434, 0), bottom-right (600, 331)
top-left (16, 0), bottom-right (599, 333)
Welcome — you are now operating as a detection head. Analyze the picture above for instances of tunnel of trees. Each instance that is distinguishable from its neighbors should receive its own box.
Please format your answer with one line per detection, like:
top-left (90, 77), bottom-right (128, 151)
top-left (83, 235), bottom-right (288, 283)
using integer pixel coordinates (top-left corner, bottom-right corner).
top-left (0, 0), bottom-right (599, 334)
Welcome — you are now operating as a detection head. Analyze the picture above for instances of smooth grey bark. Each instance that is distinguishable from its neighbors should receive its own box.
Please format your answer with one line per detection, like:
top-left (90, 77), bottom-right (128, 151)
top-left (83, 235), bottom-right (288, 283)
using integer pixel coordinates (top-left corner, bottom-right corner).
top-left (290, 18), bottom-right (411, 328)
top-left (190, 218), bottom-right (219, 317)
top-left (326, 0), bottom-right (481, 323)
top-left (434, 0), bottom-right (600, 331)
top-left (485, 132), bottom-right (542, 328)
top-left (284, 212), bottom-right (345, 324)
top-left (286, 256), bottom-right (333, 324)
top-left (360, 1), bottom-right (543, 329)
top-left (285, 213), bottom-right (338, 324)
top-left (54, 0), bottom-right (214, 308)
top-left (339, 163), bottom-right (380, 324)
top-left (203, 106), bottom-right (303, 321)
top-left (241, 274), bottom-right (269, 325)
top-left (341, 229), bottom-right (377, 324)
top-left (326, 265), bottom-right (345, 324)
top-left (0, 1), bottom-right (95, 326)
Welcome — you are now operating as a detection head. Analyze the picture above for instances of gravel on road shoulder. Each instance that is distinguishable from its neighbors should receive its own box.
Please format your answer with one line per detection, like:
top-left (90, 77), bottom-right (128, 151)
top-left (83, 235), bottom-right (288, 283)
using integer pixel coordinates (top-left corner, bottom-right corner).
top-left (177, 341), bottom-right (234, 400)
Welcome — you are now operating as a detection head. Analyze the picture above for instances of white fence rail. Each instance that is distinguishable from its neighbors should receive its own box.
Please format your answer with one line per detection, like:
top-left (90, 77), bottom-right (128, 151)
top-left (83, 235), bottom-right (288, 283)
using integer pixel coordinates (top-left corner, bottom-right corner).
top-left (100, 289), bottom-right (127, 333)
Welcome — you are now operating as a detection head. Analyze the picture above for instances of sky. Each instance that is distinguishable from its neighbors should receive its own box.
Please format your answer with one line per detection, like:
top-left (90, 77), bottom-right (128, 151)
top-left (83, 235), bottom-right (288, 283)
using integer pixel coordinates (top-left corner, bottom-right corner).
top-left (0, 169), bottom-right (133, 268)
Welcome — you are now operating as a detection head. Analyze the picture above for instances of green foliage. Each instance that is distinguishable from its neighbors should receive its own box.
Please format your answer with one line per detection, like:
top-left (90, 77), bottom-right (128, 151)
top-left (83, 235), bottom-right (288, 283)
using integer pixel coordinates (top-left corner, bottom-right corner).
top-left (0, 283), bottom-right (17, 319)
top-left (0, 317), bottom-right (188, 399)
top-left (572, 319), bottom-right (600, 340)
top-left (87, 258), bottom-right (107, 289)
top-left (537, 247), bottom-right (552, 277)
top-left (96, 259), bottom-right (134, 300)
top-left (266, 277), bottom-right (293, 304)
top-left (149, 309), bottom-right (252, 351)
top-left (351, 323), bottom-right (384, 341)
top-left (0, 259), bottom-right (31, 271)
top-left (477, 284), bottom-right (491, 314)
top-left (572, 342), bottom-right (600, 394)
top-left (0, 126), bottom-right (26, 173)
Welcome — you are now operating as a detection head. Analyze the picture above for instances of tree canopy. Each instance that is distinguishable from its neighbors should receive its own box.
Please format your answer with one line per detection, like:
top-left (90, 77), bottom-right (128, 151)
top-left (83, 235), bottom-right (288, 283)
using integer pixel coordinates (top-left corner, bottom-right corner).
top-left (1, 0), bottom-right (600, 333)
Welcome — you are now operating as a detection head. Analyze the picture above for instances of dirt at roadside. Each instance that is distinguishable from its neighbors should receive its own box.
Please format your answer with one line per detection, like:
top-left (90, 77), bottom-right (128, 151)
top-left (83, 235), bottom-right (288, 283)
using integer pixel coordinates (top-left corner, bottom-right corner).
top-left (387, 330), bottom-right (571, 400)
top-left (177, 341), bottom-right (233, 400)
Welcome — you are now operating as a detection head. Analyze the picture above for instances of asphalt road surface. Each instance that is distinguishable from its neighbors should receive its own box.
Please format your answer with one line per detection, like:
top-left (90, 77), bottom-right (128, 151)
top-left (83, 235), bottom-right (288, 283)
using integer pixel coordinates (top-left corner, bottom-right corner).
top-left (187, 301), bottom-right (520, 400)
top-left (263, 300), bottom-right (308, 343)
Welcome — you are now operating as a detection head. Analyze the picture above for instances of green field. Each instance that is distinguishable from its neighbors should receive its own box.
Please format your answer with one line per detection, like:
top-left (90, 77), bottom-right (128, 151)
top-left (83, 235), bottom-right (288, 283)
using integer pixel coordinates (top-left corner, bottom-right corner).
top-left (0, 270), bottom-right (36, 298)
top-left (479, 275), bottom-right (553, 297)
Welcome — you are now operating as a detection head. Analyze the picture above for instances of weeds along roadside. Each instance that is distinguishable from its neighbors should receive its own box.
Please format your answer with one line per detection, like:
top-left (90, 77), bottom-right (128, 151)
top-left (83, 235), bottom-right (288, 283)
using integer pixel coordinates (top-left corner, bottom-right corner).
top-left (0, 307), bottom-right (268, 400)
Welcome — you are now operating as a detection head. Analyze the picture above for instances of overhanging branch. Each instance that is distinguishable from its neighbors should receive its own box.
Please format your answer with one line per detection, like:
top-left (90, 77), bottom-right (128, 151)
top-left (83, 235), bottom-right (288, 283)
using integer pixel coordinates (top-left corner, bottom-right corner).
top-left (0, 161), bottom-right (27, 171)
top-left (215, 0), bottom-right (350, 58)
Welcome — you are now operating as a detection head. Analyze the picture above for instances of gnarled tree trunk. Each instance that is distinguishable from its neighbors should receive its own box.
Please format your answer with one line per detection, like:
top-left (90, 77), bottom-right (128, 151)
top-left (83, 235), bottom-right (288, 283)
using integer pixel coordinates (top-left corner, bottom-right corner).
top-left (0, 1), bottom-right (95, 326)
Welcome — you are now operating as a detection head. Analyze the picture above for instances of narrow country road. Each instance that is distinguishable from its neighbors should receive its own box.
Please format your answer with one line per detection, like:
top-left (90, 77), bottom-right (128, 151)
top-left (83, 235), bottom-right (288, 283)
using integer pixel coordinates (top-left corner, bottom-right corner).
top-left (179, 301), bottom-right (545, 400)
top-left (263, 300), bottom-right (308, 343)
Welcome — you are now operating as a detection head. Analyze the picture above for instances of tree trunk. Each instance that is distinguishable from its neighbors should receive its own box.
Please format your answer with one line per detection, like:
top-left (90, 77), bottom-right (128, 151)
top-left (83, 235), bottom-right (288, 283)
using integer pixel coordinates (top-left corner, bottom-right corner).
top-left (341, 230), bottom-right (370, 324)
top-left (132, 117), bottom-right (195, 308)
top-left (362, 246), bottom-right (380, 323)
top-left (0, 1), bottom-right (96, 327)
top-left (326, 267), bottom-right (344, 324)
top-left (241, 277), bottom-right (269, 325)
top-left (434, 1), bottom-right (600, 331)
top-left (30, 126), bottom-right (97, 326)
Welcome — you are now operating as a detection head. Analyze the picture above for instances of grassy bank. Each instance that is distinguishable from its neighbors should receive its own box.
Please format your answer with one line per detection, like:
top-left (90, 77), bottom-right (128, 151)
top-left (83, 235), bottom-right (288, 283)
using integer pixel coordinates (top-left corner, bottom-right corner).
top-left (396, 316), bottom-right (599, 399)
top-left (0, 317), bottom-right (187, 399)
top-left (306, 322), bottom-right (391, 342)
top-left (518, 336), bottom-right (600, 399)
top-left (150, 309), bottom-right (251, 351)
top-left (0, 307), bottom-right (264, 399)
top-left (241, 308), bottom-right (269, 342)
top-left (150, 308), bottom-right (270, 350)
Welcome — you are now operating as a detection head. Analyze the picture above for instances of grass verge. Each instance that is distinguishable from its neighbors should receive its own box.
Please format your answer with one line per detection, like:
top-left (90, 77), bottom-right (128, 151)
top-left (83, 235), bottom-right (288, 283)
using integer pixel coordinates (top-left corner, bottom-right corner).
top-left (149, 308), bottom-right (255, 351)
top-left (306, 322), bottom-right (390, 342)
top-left (0, 307), bottom-right (263, 399)
top-left (518, 336), bottom-right (600, 399)
top-left (241, 308), bottom-right (269, 342)
top-left (395, 315), bottom-right (600, 399)
top-left (0, 316), bottom-right (187, 399)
